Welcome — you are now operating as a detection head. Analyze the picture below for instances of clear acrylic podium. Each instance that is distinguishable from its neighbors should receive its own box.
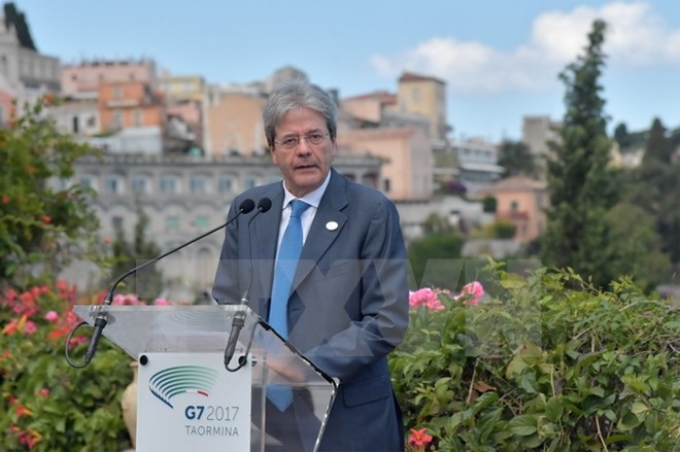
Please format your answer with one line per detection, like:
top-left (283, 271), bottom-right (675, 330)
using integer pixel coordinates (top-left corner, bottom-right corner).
top-left (74, 304), bottom-right (337, 452)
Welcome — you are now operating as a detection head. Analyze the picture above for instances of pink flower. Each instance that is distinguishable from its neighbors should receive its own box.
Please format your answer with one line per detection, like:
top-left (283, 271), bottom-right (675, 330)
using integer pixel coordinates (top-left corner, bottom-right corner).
top-left (409, 288), bottom-right (444, 311)
top-left (23, 321), bottom-right (37, 335)
top-left (408, 428), bottom-right (433, 449)
top-left (153, 298), bottom-right (170, 306)
top-left (44, 311), bottom-right (59, 322)
top-left (38, 388), bottom-right (49, 397)
top-left (455, 281), bottom-right (485, 305)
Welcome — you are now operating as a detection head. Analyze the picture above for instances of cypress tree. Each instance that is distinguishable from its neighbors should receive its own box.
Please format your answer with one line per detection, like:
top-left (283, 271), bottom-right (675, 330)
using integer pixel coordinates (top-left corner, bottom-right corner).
top-left (642, 118), bottom-right (672, 165)
top-left (541, 19), bottom-right (616, 288)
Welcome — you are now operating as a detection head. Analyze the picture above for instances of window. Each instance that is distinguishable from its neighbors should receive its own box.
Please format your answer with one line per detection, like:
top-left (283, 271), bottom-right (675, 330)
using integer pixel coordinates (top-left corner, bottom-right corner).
top-left (131, 176), bottom-right (149, 194)
top-left (165, 216), bottom-right (179, 230)
top-left (510, 201), bottom-right (519, 211)
top-left (160, 175), bottom-right (179, 194)
top-left (112, 111), bottom-right (123, 129)
top-left (190, 175), bottom-right (209, 194)
top-left (218, 177), bottom-right (232, 193)
top-left (113, 86), bottom-right (122, 99)
top-left (384, 178), bottom-right (391, 193)
top-left (112, 216), bottom-right (123, 230)
top-left (133, 109), bottom-right (143, 127)
top-left (194, 216), bottom-right (210, 229)
top-left (104, 176), bottom-right (122, 194)
top-left (244, 177), bottom-right (257, 189)
top-left (80, 175), bottom-right (95, 190)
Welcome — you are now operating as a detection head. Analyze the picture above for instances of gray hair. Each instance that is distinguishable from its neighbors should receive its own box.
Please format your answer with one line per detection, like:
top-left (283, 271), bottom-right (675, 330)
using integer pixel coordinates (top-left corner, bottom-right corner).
top-left (263, 79), bottom-right (338, 148)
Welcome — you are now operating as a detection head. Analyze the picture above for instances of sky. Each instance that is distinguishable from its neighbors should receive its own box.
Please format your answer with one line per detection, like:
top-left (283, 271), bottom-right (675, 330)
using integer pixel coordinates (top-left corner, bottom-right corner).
top-left (15, 0), bottom-right (680, 142)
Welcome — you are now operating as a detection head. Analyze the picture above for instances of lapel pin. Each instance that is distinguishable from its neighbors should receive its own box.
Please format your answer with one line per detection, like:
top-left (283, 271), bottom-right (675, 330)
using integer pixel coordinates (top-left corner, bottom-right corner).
top-left (326, 221), bottom-right (339, 231)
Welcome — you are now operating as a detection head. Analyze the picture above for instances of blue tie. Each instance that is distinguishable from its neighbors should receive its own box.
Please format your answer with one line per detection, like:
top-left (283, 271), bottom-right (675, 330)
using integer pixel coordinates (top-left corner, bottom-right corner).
top-left (267, 199), bottom-right (310, 411)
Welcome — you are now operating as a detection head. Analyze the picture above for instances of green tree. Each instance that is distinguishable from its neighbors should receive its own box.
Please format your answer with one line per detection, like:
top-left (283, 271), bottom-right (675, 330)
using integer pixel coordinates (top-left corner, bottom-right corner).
top-left (540, 19), bottom-right (617, 288)
top-left (613, 122), bottom-right (631, 149)
top-left (109, 204), bottom-right (163, 300)
top-left (497, 139), bottom-right (537, 178)
top-left (642, 117), bottom-right (673, 165)
top-left (603, 202), bottom-right (671, 291)
top-left (0, 96), bottom-right (101, 287)
top-left (408, 232), bottom-right (465, 290)
top-left (482, 195), bottom-right (497, 213)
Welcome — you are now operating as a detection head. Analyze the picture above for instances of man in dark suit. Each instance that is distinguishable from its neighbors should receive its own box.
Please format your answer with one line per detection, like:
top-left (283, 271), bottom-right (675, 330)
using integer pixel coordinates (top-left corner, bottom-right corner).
top-left (212, 79), bottom-right (409, 451)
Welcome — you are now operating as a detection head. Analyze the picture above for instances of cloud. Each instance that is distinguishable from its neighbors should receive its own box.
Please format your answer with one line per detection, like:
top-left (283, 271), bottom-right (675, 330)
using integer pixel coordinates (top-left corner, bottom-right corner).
top-left (369, 2), bottom-right (680, 95)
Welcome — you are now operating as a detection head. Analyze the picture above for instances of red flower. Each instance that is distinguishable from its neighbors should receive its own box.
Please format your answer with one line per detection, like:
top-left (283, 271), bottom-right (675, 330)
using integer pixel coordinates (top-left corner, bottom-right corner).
top-left (408, 428), bottom-right (433, 449)
top-left (44, 93), bottom-right (54, 105)
top-left (42, 215), bottom-right (52, 224)
top-left (27, 166), bottom-right (35, 174)
top-left (1, 195), bottom-right (8, 204)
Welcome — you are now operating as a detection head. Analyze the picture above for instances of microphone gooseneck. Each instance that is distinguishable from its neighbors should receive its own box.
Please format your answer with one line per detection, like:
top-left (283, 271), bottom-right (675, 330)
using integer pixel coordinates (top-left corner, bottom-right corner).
top-left (225, 197), bottom-right (272, 372)
top-left (73, 198), bottom-right (256, 368)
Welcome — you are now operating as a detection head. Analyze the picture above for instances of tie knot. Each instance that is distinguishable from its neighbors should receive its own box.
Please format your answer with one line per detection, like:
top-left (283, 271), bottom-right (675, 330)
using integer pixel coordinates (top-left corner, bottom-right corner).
top-left (289, 199), bottom-right (310, 218)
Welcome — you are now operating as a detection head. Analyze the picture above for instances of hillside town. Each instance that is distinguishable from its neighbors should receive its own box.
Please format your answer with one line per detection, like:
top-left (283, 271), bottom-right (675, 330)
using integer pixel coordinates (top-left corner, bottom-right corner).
top-left (0, 3), bottom-right (674, 300)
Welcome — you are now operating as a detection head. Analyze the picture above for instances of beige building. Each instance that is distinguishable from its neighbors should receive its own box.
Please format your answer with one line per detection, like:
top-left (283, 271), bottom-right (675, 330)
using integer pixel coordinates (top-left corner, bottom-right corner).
top-left (337, 128), bottom-right (432, 201)
top-left (396, 72), bottom-right (448, 143)
top-left (61, 59), bottom-right (157, 100)
top-left (157, 72), bottom-right (205, 103)
top-left (522, 115), bottom-right (561, 157)
top-left (205, 91), bottom-right (268, 157)
top-left (478, 176), bottom-right (548, 244)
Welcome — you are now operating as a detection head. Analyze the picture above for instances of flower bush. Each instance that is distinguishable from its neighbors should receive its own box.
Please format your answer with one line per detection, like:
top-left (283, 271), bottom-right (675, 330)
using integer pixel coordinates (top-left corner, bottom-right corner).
top-left (0, 281), bottom-right (136, 451)
top-left (391, 265), bottom-right (680, 450)
top-left (0, 95), bottom-right (101, 286)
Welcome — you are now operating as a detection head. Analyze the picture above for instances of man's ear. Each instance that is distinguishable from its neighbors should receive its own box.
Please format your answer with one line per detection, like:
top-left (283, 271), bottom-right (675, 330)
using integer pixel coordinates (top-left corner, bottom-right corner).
top-left (270, 145), bottom-right (278, 164)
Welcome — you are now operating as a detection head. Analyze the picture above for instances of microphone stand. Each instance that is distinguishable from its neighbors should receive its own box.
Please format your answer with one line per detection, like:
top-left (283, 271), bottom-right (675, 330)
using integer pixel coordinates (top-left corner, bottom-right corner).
top-left (224, 198), bottom-right (272, 372)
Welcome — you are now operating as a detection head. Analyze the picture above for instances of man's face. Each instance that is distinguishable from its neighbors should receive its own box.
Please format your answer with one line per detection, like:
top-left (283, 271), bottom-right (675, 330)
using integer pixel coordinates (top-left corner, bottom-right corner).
top-left (270, 107), bottom-right (336, 198)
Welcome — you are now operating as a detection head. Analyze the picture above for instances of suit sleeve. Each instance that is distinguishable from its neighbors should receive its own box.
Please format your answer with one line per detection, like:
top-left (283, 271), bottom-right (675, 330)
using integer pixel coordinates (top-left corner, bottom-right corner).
top-left (212, 199), bottom-right (241, 305)
top-left (303, 198), bottom-right (409, 381)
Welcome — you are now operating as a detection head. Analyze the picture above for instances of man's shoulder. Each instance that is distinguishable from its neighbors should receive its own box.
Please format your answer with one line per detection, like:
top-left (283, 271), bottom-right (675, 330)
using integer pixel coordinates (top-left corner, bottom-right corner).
top-left (340, 174), bottom-right (392, 206)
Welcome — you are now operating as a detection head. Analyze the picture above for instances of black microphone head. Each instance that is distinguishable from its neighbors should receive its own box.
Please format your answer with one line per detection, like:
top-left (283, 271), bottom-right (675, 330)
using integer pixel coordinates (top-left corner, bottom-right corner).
top-left (257, 197), bottom-right (273, 213)
top-left (239, 199), bottom-right (256, 214)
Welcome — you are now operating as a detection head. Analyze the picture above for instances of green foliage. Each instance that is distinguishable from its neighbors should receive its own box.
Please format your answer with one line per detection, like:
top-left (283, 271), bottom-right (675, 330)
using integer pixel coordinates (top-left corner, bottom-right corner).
top-left (0, 95), bottom-right (101, 287)
top-left (0, 282), bottom-right (132, 451)
top-left (642, 118), bottom-right (673, 165)
top-left (492, 220), bottom-right (516, 239)
top-left (390, 266), bottom-right (680, 450)
top-left (497, 140), bottom-right (538, 178)
top-left (109, 204), bottom-right (163, 300)
top-left (422, 213), bottom-right (455, 235)
top-left (541, 20), bottom-right (618, 288)
top-left (482, 196), bottom-right (497, 213)
top-left (613, 123), bottom-right (631, 150)
top-left (408, 232), bottom-right (465, 290)
top-left (603, 202), bottom-right (671, 291)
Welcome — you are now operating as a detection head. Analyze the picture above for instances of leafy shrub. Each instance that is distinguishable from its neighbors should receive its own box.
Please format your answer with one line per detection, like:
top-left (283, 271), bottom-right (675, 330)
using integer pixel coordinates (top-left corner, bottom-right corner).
top-left (482, 196), bottom-right (497, 213)
top-left (492, 220), bottom-right (517, 239)
top-left (390, 265), bottom-right (680, 450)
top-left (0, 95), bottom-right (100, 286)
top-left (0, 281), bottom-right (133, 451)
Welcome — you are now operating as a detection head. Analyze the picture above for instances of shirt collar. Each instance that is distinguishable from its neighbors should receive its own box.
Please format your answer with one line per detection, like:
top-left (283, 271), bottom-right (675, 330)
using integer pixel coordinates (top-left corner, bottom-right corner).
top-left (281, 171), bottom-right (331, 210)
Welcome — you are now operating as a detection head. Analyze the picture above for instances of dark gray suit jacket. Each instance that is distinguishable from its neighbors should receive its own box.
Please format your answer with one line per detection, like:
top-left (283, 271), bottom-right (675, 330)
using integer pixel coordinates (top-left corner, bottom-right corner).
top-left (213, 169), bottom-right (409, 451)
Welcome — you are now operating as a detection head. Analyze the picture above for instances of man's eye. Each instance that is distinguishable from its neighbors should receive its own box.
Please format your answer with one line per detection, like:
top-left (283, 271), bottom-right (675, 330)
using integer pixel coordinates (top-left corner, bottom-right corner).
top-left (282, 138), bottom-right (297, 147)
top-left (309, 134), bottom-right (323, 141)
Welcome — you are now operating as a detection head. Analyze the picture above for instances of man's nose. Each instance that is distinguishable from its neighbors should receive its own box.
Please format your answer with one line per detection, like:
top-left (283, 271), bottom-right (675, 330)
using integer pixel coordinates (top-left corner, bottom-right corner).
top-left (296, 138), bottom-right (312, 154)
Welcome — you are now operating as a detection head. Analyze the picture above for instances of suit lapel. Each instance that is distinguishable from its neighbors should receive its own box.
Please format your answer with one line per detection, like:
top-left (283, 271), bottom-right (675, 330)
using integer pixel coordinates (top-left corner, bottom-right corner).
top-left (293, 170), bottom-right (348, 288)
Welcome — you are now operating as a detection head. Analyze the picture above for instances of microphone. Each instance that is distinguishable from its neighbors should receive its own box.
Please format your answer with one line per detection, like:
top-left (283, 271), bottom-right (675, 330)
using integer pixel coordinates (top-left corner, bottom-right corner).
top-left (80, 198), bottom-right (256, 366)
top-left (224, 197), bottom-right (272, 371)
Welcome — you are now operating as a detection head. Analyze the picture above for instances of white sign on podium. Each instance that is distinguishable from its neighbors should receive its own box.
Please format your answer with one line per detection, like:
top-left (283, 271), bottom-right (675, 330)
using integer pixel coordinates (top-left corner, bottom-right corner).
top-left (136, 352), bottom-right (251, 452)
